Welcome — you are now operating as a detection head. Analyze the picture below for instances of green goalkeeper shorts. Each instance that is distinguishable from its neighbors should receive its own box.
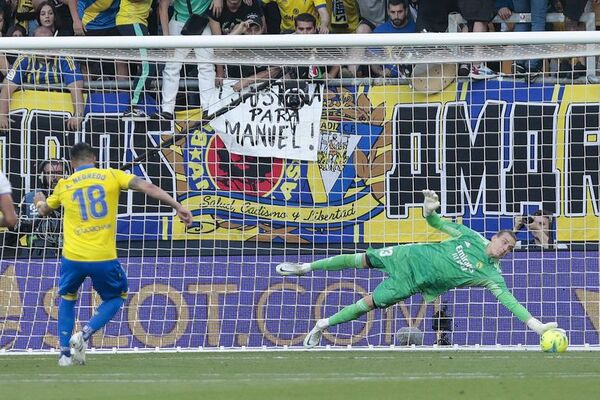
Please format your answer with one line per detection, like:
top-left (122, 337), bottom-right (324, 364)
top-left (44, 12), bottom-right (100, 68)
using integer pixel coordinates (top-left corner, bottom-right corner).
top-left (366, 246), bottom-right (420, 308)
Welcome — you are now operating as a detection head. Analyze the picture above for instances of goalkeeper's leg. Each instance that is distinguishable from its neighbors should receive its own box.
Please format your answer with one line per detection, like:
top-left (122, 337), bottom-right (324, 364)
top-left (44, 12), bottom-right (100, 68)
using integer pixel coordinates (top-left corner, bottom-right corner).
top-left (276, 253), bottom-right (368, 276)
top-left (304, 273), bottom-right (414, 348)
top-left (304, 294), bottom-right (375, 348)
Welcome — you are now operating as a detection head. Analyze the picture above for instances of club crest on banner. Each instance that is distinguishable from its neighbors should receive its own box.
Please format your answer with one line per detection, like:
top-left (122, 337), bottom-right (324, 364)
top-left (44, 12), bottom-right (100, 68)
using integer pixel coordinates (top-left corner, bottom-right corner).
top-left (182, 86), bottom-right (388, 243)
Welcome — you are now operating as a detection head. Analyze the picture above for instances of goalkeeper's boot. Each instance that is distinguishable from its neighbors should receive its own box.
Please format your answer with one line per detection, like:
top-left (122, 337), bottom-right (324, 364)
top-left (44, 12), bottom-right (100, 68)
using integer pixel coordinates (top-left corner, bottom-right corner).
top-left (58, 355), bottom-right (72, 367)
top-left (276, 262), bottom-right (311, 276)
top-left (303, 319), bottom-right (329, 349)
top-left (69, 331), bottom-right (87, 365)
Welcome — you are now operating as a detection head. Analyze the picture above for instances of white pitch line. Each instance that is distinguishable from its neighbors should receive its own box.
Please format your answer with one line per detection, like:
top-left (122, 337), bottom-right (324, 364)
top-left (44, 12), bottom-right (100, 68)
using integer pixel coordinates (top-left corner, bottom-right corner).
top-left (2, 371), bottom-right (600, 385)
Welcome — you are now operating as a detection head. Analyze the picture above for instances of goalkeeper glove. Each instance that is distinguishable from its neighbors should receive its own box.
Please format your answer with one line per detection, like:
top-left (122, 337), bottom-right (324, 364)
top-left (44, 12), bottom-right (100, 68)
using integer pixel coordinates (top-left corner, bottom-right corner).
top-left (526, 317), bottom-right (558, 335)
top-left (422, 189), bottom-right (440, 217)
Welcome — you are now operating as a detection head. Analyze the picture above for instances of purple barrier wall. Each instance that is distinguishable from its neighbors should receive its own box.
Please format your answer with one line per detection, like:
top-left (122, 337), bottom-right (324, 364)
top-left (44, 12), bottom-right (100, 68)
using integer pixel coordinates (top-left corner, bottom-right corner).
top-left (0, 251), bottom-right (597, 349)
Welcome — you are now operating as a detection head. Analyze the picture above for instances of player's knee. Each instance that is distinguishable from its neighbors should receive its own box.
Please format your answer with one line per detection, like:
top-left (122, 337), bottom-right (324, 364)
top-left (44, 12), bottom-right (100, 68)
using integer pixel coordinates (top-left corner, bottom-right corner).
top-left (100, 294), bottom-right (126, 304)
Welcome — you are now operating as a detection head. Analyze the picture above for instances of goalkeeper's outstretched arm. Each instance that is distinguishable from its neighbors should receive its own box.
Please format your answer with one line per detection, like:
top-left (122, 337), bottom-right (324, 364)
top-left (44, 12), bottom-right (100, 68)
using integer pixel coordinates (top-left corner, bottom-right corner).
top-left (485, 280), bottom-right (558, 335)
top-left (422, 189), bottom-right (470, 238)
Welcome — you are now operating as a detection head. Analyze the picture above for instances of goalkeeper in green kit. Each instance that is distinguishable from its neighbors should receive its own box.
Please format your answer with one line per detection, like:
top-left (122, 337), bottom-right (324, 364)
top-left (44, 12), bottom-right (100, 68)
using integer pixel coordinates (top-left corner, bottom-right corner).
top-left (276, 189), bottom-right (559, 348)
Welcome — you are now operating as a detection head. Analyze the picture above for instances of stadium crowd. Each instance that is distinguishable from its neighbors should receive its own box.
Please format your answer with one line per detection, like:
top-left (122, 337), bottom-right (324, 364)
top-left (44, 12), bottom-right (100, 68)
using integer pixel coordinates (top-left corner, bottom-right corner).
top-left (0, 0), bottom-right (596, 125)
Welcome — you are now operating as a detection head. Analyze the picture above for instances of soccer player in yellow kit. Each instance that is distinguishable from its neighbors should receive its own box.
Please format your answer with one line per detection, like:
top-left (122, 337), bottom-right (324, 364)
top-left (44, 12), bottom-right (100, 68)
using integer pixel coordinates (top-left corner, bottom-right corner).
top-left (35, 143), bottom-right (193, 366)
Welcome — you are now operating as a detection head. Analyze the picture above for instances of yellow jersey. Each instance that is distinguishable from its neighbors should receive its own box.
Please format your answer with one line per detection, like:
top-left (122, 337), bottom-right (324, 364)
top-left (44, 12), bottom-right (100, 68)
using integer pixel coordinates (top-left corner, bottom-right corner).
top-left (79, 0), bottom-right (118, 30)
top-left (46, 165), bottom-right (134, 262)
top-left (328, 0), bottom-right (358, 33)
top-left (115, 0), bottom-right (153, 26)
top-left (263, 0), bottom-right (327, 32)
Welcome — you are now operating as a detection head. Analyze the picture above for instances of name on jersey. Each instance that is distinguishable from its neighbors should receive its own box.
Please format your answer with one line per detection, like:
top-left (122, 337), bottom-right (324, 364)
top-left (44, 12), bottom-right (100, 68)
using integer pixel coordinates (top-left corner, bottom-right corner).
top-left (73, 173), bottom-right (106, 184)
top-left (452, 244), bottom-right (475, 273)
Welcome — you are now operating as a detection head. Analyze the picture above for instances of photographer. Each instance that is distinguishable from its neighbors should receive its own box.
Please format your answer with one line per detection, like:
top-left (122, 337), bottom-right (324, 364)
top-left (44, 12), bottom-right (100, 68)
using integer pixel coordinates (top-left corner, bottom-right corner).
top-left (17, 159), bottom-right (66, 257)
top-left (513, 210), bottom-right (554, 249)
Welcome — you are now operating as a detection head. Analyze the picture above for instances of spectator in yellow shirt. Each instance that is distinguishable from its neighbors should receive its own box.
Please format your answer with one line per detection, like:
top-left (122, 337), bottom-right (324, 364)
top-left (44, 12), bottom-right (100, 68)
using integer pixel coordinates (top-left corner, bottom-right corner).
top-left (262, 0), bottom-right (330, 33)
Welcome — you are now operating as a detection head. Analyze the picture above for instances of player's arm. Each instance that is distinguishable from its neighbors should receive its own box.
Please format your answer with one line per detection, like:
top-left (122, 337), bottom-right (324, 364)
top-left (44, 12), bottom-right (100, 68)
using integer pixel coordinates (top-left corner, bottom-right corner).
top-left (422, 189), bottom-right (469, 238)
top-left (65, 0), bottom-right (85, 35)
top-left (158, 0), bottom-right (171, 35)
top-left (232, 66), bottom-right (281, 92)
top-left (0, 172), bottom-right (16, 228)
top-left (0, 81), bottom-right (18, 132)
top-left (34, 191), bottom-right (58, 217)
top-left (483, 280), bottom-right (558, 335)
top-left (128, 177), bottom-right (193, 226)
top-left (0, 192), bottom-right (17, 228)
top-left (316, 1), bottom-right (330, 34)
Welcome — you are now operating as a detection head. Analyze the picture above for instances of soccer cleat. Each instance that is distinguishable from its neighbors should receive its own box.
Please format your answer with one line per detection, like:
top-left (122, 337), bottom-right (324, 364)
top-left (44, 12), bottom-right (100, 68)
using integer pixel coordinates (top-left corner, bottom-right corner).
top-left (276, 262), bottom-right (311, 276)
top-left (122, 108), bottom-right (149, 121)
top-left (69, 331), bottom-right (87, 365)
top-left (58, 355), bottom-right (72, 367)
top-left (469, 63), bottom-right (497, 80)
top-left (303, 319), bottom-right (329, 349)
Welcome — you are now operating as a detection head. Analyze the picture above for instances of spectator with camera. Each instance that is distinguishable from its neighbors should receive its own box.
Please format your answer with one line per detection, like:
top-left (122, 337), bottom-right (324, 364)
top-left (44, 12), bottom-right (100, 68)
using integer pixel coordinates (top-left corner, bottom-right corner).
top-left (513, 210), bottom-right (555, 249)
top-left (17, 159), bottom-right (66, 256)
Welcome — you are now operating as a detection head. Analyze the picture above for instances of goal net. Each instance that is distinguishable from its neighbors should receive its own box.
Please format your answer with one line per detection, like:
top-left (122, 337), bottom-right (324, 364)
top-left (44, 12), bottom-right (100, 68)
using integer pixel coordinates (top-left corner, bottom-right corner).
top-left (1, 32), bottom-right (599, 351)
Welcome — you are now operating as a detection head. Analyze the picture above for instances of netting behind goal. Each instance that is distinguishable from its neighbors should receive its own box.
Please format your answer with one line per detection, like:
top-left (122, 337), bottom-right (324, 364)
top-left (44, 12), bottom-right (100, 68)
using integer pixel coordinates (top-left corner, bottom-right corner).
top-left (1, 33), bottom-right (600, 351)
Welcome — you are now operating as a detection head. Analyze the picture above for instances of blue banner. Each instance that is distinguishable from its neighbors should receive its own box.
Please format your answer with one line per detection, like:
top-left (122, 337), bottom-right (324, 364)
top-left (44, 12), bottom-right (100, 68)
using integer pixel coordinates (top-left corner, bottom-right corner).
top-left (0, 252), bottom-right (597, 349)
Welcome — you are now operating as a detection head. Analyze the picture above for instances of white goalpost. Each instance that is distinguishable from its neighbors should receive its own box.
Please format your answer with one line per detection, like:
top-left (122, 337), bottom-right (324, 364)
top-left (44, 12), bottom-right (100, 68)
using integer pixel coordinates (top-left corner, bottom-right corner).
top-left (0, 31), bottom-right (599, 352)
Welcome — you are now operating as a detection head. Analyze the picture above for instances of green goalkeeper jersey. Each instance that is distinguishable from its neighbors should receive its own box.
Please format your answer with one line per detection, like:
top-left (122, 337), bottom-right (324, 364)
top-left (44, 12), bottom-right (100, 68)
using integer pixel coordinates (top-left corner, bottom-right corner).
top-left (408, 213), bottom-right (531, 322)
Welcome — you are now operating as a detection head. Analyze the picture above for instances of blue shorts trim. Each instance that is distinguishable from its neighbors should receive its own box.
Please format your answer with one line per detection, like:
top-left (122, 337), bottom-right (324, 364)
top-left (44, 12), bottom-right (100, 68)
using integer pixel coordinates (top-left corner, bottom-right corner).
top-left (59, 257), bottom-right (128, 301)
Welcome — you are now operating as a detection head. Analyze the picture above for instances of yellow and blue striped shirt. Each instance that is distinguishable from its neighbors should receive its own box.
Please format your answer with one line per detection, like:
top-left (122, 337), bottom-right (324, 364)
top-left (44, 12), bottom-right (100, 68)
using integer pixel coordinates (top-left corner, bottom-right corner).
top-left (7, 55), bottom-right (83, 86)
top-left (78, 0), bottom-right (120, 30)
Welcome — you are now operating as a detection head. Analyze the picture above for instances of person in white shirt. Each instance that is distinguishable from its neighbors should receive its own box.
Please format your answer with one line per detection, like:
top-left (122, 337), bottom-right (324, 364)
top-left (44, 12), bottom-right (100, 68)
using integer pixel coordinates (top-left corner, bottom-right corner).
top-left (0, 171), bottom-right (17, 228)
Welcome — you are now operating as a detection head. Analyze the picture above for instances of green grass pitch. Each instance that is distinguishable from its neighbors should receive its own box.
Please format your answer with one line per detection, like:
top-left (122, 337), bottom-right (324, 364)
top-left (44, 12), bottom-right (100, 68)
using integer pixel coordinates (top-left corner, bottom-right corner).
top-left (2, 351), bottom-right (600, 400)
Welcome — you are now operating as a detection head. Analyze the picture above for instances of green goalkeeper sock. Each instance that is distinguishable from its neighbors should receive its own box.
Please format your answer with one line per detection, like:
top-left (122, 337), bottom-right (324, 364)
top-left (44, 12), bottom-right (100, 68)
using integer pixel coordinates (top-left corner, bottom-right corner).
top-left (328, 298), bottom-right (372, 327)
top-left (310, 254), bottom-right (364, 272)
